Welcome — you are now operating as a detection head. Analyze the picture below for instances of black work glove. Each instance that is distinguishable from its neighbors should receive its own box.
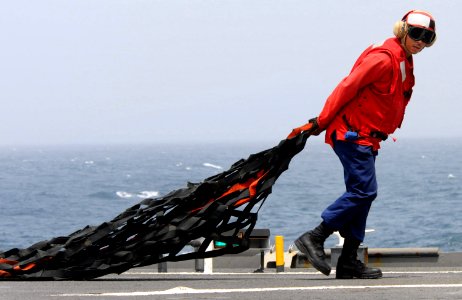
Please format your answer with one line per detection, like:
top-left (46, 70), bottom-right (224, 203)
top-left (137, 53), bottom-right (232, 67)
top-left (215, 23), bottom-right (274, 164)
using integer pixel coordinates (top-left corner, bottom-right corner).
top-left (308, 117), bottom-right (324, 136)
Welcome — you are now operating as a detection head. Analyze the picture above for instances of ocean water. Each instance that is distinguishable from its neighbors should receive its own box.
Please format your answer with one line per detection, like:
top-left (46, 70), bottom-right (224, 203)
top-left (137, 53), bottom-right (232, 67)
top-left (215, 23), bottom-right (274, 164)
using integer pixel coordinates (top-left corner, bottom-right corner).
top-left (0, 138), bottom-right (461, 253)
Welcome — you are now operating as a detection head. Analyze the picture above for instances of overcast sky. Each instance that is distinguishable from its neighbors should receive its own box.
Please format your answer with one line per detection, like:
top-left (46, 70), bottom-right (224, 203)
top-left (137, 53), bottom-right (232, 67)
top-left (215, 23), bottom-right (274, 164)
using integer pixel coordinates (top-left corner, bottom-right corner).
top-left (1, 0), bottom-right (460, 146)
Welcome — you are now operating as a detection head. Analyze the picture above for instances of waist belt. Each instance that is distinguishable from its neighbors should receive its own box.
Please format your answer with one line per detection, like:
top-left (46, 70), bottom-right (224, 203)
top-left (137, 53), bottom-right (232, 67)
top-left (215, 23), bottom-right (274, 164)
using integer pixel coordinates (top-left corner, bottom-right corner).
top-left (342, 115), bottom-right (388, 141)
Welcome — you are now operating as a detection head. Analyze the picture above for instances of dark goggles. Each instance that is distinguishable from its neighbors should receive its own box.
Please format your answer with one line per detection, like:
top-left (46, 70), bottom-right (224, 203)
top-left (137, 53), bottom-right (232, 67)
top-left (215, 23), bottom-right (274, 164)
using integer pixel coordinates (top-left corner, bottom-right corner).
top-left (407, 26), bottom-right (436, 44)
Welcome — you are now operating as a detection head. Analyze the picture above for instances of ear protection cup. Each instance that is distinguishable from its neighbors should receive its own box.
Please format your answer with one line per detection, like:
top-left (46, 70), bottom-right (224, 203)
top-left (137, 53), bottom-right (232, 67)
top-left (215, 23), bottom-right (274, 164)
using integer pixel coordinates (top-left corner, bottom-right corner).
top-left (393, 20), bottom-right (408, 39)
top-left (393, 10), bottom-right (413, 39)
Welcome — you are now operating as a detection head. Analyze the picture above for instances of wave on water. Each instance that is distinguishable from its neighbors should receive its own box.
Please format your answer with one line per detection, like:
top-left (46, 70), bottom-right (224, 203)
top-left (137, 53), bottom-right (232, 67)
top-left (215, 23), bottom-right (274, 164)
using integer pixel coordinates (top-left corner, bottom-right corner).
top-left (174, 162), bottom-right (222, 170)
top-left (137, 191), bottom-right (160, 198)
top-left (116, 191), bottom-right (160, 199)
top-left (203, 162), bottom-right (223, 170)
top-left (87, 191), bottom-right (160, 200)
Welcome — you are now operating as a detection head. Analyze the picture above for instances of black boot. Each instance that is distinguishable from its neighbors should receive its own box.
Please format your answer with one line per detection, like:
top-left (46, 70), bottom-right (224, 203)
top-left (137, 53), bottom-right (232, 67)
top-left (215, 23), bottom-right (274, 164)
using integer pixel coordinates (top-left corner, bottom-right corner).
top-left (295, 222), bottom-right (333, 276)
top-left (336, 238), bottom-right (382, 279)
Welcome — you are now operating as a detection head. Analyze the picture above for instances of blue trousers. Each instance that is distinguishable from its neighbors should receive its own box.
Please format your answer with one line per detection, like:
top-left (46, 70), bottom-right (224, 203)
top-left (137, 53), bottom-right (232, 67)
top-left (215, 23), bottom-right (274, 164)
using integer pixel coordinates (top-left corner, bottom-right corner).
top-left (321, 137), bottom-right (378, 242)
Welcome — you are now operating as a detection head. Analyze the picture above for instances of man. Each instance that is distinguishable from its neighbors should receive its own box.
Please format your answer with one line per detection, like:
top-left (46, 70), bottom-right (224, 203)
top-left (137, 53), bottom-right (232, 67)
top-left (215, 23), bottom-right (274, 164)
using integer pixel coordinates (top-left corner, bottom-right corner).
top-left (294, 10), bottom-right (437, 279)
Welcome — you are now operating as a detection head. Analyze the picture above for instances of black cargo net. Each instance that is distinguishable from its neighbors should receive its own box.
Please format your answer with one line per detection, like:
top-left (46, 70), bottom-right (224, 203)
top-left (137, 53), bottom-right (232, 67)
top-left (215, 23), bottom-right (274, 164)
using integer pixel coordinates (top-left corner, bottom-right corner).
top-left (0, 124), bottom-right (313, 280)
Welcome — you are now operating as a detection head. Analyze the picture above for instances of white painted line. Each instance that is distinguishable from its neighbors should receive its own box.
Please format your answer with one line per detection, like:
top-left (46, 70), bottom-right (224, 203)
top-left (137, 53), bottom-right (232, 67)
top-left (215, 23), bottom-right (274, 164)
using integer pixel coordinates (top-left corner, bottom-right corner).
top-left (121, 270), bottom-right (462, 276)
top-left (384, 270), bottom-right (462, 274)
top-left (56, 283), bottom-right (462, 297)
top-left (122, 271), bottom-right (323, 275)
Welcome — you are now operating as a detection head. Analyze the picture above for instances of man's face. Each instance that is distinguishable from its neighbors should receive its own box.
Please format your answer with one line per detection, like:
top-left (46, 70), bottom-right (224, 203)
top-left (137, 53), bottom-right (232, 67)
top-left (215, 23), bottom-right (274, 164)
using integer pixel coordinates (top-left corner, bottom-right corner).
top-left (403, 25), bottom-right (436, 55)
top-left (404, 35), bottom-right (427, 55)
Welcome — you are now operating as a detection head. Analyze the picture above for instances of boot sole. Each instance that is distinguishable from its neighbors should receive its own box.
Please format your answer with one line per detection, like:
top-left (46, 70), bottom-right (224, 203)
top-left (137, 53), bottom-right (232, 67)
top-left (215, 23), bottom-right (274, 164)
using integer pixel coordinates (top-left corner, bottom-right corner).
top-left (336, 271), bottom-right (383, 279)
top-left (294, 239), bottom-right (331, 276)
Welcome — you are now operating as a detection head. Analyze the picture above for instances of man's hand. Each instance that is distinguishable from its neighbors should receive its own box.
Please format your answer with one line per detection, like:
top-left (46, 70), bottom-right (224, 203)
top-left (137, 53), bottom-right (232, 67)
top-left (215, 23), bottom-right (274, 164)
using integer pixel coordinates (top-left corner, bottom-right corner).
top-left (308, 117), bottom-right (324, 136)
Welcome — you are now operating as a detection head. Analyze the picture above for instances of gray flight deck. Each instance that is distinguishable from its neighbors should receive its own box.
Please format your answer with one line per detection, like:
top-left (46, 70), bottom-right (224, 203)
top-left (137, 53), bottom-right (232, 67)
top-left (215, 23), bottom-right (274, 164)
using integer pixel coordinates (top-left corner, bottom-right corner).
top-left (1, 250), bottom-right (462, 300)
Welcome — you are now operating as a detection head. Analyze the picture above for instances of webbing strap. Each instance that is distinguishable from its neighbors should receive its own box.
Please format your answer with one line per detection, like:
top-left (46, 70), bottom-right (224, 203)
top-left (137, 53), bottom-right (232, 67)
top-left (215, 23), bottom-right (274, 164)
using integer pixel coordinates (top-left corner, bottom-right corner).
top-left (0, 124), bottom-right (313, 280)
